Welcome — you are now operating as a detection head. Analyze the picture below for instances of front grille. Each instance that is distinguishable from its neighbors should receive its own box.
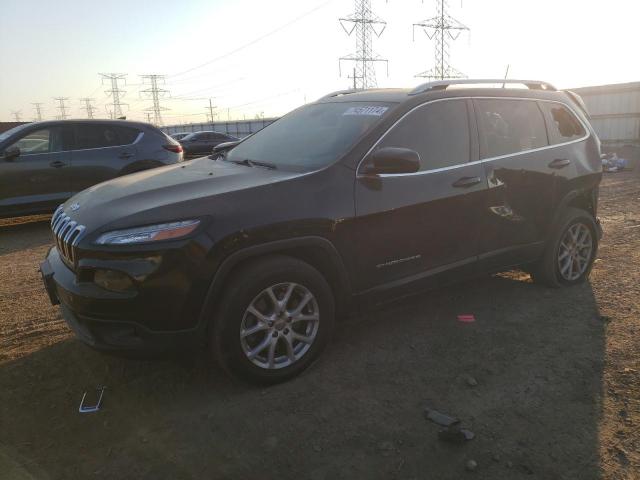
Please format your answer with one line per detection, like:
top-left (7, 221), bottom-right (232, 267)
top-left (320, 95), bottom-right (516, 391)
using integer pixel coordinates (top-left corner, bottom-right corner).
top-left (51, 205), bottom-right (87, 268)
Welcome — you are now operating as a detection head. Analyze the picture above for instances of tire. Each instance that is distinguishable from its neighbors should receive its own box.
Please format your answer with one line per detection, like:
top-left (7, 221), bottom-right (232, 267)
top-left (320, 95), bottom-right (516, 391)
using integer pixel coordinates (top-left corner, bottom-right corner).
top-left (531, 207), bottom-right (599, 287)
top-left (211, 254), bottom-right (335, 385)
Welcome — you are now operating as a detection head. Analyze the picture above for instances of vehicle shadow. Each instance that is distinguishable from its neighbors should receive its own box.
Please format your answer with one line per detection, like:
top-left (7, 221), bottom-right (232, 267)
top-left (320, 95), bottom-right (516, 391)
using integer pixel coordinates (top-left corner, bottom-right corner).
top-left (0, 272), bottom-right (604, 480)
top-left (0, 216), bottom-right (52, 256)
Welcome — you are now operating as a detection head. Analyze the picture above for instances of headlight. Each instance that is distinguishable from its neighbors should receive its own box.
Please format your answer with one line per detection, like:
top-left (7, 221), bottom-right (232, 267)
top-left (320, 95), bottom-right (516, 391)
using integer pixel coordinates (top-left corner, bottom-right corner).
top-left (95, 220), bottom-right (200, 245)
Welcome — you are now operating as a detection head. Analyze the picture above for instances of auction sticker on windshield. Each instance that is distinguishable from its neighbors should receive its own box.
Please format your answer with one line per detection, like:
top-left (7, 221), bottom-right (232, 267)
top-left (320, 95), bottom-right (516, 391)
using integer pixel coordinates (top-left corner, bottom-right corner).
top-left (343, 106), bottom-right (389, 116)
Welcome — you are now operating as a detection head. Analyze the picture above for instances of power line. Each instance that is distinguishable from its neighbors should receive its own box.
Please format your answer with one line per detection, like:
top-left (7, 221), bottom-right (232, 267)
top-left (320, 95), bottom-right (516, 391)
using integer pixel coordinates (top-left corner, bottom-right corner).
top-left (31, 103), bottom-right (44, 121)
top-left (10, 110), bottom-right (22, 122)
top-left (170, 0), bottom-right (333, 78)
top-left (413, 0), bottom-right (469, 79)
top-left (79, 97), bottom-right (97, 119)
top-left (140, 74), bottom-right (170, 126)
top-left (53, 97), bottom-right (70, 119)
top-left (339, 0), bottom-right (389, 89)
top-left (100, 73), bottom-right (128, 119)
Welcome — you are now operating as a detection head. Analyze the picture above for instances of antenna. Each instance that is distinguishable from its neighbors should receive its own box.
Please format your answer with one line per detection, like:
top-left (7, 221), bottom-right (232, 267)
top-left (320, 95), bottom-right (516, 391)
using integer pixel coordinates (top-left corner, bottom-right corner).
top-left (31, 103), bottom-right (44, 121)
top-left (53, 97), bottom-right (70, 119)
top-left (140, 74), bottom-right (170, 126)
top-left (413, 0), bottom-right (469, 80)
top-left (79, 98), bottom-right (97, 119)
top-left (100, 73), bottom-right (128, 119)
top-left (339, 0), bottom-right (389, 89)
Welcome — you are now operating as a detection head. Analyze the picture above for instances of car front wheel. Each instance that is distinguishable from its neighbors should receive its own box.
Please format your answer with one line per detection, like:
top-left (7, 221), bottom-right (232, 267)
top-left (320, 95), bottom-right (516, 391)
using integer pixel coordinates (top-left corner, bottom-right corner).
top-left (211, 255), bottom-right (335, 384)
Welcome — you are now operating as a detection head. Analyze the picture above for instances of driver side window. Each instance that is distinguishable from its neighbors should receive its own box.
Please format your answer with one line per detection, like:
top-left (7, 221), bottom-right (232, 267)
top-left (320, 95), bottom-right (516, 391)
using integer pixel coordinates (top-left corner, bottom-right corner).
top-left (11, 129), bottom-right (61, 155)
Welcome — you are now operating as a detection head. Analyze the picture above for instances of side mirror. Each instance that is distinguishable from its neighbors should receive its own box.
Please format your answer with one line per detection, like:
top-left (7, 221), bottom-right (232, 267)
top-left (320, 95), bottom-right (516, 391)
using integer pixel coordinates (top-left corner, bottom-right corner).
top-left (3, 146), bottom-right (20, 161)
top-left (360, 147), bottom-right (420, 175)
top-left (211, 140), bottom-right (241, 155)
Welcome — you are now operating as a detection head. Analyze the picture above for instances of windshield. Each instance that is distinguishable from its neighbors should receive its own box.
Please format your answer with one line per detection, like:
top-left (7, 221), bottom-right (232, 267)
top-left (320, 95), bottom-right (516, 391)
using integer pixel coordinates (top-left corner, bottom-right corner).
top-left (0, 123), bottom-right (31, 142)
top-left (226, 101), bottom-right (394, 171)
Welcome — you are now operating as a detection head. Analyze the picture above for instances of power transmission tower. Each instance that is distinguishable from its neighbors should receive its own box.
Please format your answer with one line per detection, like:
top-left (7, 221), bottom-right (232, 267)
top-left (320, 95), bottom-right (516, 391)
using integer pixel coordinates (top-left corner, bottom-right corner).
top-left (79, 98), bottom-right (97, 119)
top-left (100, 73), bottom-right (128, 119)
top-left (144, 112), bottom-right (152, 123)
top-left (206, 98), bottom-right (217, 123)
top-left (31, 103), bottom-right (44, 121)
top-left (53, 97), bottom-right (70, 119)
top-left (339, 0), bottom-right (388, 89)
top-left (10, 110), bottom-right (22, 122)
top-left (140, 74), bottom-right (169, 126)
top-left (413, 0), bottom-right (469, 80)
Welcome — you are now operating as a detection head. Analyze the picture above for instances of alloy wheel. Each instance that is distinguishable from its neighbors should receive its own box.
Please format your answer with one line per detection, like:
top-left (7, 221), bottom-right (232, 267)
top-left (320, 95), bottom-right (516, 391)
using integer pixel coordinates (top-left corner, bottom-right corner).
top-left (240, 282), bottom-right (320, 369)
top-left (557, 222), bottom-right (593, 281)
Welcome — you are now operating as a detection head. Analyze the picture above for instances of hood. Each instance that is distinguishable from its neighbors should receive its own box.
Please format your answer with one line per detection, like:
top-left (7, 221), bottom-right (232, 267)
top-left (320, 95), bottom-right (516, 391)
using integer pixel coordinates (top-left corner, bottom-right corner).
top-left (62, 157), bottom-right (297, 233)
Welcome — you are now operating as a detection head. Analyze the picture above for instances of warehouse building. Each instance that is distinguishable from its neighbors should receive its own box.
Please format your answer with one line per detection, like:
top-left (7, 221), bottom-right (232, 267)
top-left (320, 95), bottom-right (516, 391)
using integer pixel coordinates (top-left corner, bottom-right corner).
top-left (572, 81), bottom-right (640, 161)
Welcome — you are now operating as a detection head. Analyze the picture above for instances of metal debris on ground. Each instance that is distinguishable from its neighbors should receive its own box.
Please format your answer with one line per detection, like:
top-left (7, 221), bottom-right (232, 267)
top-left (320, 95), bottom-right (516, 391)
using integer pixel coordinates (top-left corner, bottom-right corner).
top-left (424, 406), bottom-right (475, 443)
top-left (424, 407), bottom-right (459, 427)
top-left (457, 314), bottom-right (476, 323)
top-left (78, 386), bottom-right (106, 413)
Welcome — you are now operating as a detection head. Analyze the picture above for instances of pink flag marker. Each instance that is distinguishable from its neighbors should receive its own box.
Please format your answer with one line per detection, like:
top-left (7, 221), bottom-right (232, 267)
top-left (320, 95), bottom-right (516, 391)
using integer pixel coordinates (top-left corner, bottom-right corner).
top-left (457, 314), bottom-right (476, 323)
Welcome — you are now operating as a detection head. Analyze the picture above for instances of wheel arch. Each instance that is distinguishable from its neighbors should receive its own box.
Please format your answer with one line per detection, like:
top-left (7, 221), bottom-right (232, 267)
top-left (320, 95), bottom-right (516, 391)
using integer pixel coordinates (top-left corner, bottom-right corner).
top-left (197, 236), bottom-right (353, 333)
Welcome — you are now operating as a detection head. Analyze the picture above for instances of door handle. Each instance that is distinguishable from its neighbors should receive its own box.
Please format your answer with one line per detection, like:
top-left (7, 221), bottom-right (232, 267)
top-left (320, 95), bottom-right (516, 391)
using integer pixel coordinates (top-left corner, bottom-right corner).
top-left (452, 176), bottom-right (482, 188)
top-left (548, 158), bottom-right (571, 169)
top-left (49, 160), bottom-right (67, 168)
top-left (119, 152), bottom-right (133, 159)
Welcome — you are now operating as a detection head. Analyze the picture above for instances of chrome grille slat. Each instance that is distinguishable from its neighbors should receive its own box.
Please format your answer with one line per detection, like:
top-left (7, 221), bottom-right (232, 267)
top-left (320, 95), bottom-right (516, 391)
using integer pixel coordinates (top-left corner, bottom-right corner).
top-left (50, 207), bottom-right (87, 268)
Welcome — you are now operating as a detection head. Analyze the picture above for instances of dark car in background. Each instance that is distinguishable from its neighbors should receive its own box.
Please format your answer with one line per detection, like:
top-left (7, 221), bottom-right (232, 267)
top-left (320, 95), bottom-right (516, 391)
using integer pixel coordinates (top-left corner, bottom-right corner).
top-left (41, 79), bottom-right (602, 384)
top-left (179, 130), bottom-right (239, 157)
top-left (0, 119), bottom-right (183, 218)
top-left (170, 132), bottom-right (191, 141)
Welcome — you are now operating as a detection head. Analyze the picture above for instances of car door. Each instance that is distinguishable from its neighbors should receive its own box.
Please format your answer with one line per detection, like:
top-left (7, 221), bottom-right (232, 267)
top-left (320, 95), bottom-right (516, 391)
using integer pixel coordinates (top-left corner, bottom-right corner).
top-left (473, 98), bottom-right (561, 269)
top-left (69, 123), bottom-right (140, 193)
top-left (352, 98), bottom-right (486, 297)
top-left (0, 126), bottom-right (72, 216)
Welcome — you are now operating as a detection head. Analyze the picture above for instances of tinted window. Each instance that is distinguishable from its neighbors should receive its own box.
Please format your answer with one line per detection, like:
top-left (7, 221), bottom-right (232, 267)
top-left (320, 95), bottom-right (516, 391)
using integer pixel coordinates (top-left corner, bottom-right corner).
top-left (540, 103), bottom-right (586, 144)
top-left (75, 124), bottom-right (139, 149)
top-left (9, 128), bottom-right (63, 154)
top-left (226, 102), bottom-right (392, 172)
top-left (475, 99), bottom-right (548, 159)
top-left (377, 99), bottom-right (470, 171)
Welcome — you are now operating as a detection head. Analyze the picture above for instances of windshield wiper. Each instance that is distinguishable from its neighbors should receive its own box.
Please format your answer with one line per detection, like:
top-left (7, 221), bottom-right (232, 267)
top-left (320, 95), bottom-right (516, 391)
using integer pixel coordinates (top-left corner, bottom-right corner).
top-left (230, 158), bottom-right (277, 170)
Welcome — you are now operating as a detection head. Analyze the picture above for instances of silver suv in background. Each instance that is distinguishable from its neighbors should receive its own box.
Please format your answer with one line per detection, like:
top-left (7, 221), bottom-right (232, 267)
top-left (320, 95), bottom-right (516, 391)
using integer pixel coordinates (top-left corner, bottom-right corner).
top-left (0, 119), bottom-right (183, 218)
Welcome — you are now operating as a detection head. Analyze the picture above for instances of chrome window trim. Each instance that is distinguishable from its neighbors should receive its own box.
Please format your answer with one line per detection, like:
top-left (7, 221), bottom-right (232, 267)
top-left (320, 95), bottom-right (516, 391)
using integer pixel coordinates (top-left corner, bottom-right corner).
top-left (355, 96), bottom-right (591, 178)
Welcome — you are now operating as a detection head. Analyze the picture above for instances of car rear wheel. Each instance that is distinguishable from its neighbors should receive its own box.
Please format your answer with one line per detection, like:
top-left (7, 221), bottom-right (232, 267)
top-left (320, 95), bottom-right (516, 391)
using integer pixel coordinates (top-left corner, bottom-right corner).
top-left (211, 255), bottom-right (335, 384)
top-left (531, 207), bottom-right (599, 287)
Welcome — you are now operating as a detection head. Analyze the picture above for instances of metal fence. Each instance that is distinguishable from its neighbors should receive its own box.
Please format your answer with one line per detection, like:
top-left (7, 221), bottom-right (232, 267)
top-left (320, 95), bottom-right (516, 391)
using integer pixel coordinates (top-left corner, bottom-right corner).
top-left (162, 118), bottom-right (278, 138)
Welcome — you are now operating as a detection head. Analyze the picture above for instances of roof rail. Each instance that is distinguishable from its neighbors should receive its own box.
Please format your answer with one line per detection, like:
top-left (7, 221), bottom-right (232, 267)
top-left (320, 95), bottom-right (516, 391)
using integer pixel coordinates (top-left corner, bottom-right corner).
top-left (409, 79), bottom-right (557, 95)
top-left (318, 89), bottom-right (360, 101)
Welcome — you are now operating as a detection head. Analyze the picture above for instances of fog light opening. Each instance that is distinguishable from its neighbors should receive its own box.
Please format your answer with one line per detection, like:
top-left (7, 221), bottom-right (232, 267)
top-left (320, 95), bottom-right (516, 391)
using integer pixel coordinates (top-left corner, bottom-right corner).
top-left (93, 269), bottom-right (134, 293)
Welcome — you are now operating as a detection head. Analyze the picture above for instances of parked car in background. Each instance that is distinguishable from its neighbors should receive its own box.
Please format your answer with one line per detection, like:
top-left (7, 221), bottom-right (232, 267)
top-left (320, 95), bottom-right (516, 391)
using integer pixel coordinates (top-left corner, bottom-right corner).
top-left (179, 131), bottom-right (239, 157)
top-left (0, 119), bottom-right (183, 218)
top-left (170, 132), bottom-right (191, 141)
top-left (41, 79), bottom-right (602, 385)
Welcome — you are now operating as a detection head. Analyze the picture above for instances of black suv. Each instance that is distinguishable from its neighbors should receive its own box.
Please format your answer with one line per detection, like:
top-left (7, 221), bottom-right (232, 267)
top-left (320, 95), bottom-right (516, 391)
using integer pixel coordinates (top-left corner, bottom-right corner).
top-left (40, 80), bottom-right (603, 384)
top-left (0, 119), bottom-right (183, 218)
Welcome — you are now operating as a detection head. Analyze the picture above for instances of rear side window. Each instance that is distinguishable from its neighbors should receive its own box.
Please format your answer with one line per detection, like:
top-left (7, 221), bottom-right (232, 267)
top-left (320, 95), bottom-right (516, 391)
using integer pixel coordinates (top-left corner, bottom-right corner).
top-left (75, 124), bottom-right (140, 149)
top-left (539, 102), bottom-right (586, 144)
top-left (378, 99), bottom-right (470, 171)
top-left (475, 99), bottom-right (548, 159)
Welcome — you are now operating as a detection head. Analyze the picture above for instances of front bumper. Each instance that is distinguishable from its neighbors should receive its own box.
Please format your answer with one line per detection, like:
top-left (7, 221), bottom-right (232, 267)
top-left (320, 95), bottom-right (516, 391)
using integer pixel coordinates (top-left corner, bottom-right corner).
top-left (40, 247), bottom-right (206, 352)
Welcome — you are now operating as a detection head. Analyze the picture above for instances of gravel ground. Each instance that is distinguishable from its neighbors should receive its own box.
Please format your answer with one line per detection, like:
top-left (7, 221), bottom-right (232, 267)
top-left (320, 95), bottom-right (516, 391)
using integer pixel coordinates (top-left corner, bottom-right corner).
top-left (0, 169), bottom-right (638, 480)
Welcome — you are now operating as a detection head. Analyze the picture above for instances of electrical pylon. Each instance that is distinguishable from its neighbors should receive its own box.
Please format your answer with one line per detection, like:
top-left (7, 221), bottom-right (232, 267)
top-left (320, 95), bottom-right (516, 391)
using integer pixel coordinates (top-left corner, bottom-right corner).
top-left (140, 74), bottom-right (170, 126)
top-left (100, 73), bottom-right (128, 119)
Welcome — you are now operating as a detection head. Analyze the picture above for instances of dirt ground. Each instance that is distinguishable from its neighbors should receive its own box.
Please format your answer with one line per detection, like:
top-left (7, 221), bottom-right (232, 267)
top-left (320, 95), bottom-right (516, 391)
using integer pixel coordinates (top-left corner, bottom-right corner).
top-left (1, 169), bottom-right (639, 480)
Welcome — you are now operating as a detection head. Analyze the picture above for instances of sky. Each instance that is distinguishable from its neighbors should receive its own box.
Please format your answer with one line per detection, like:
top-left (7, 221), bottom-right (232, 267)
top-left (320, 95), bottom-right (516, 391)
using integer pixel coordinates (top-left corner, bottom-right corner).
top-left (1, 0), bottom-right (639, 124)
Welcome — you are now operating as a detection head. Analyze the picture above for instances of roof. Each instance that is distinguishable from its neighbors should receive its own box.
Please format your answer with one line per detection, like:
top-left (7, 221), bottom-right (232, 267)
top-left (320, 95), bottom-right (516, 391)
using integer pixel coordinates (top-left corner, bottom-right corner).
top-left (0, 121), bottom-right (29, 134)
top-left (17, 118), bottom-right (153, 129)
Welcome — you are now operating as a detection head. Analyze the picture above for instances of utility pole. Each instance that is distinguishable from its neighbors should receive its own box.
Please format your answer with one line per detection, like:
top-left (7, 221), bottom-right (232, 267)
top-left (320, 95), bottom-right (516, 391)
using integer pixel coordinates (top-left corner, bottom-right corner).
top-left (79, 97), bottom-right (97, 119)
top-left (31, 103), bottom-right (44, 121)
top-left (140, 74), bottom-right (169, 126)
top-left (339, 0), bottom-right (388, 89)
top-left (99, 73), bottom-right (128, 119)
top-left (413, 0), bottom-right (469, 80)
top-left (144, 112), bottom-right (152, 123)
top-left (206, 98), bottom-right (217, 124)
top-left (10, 110), bottom-right (22, 122)
top-left (53, 97), bottom-right (70, 119)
